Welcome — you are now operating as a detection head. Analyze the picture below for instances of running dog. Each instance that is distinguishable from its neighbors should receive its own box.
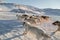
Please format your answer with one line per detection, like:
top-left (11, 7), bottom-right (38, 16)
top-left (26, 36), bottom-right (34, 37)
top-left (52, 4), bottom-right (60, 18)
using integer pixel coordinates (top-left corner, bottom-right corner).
top-left (22, 22), bottom-right (52, 40)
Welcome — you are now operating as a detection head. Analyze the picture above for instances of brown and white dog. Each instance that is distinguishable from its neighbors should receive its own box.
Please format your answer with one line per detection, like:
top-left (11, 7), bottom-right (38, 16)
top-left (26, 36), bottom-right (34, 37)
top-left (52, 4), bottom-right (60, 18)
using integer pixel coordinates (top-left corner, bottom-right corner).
top-left (52, 21), bottom-right (60, 33)
top-left (16, 14), bottom-right (56, 40)
top-left (23, 22), bottom-right (52, 40)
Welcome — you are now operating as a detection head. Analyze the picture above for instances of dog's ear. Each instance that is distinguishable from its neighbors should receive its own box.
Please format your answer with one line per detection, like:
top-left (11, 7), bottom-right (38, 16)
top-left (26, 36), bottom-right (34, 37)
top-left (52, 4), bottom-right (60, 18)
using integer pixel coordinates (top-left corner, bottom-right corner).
top-left (52, 21), bottom-right (60, 25)
top-left (22, 14), bottom-right (28, 17)
top-left (30, 16), bottom-right (32, 18)
top-left (41, 16), bottom-right (49, 19)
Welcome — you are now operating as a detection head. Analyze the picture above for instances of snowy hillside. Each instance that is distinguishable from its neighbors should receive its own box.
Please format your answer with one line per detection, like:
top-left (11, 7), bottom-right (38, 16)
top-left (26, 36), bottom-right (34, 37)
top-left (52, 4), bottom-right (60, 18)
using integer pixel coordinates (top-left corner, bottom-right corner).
top-left (0, 3), bottom-right (43, 15)
top-left (43, 8), bottom-right (60, 16)
top-left (0, 3), bottom-right (60, 16)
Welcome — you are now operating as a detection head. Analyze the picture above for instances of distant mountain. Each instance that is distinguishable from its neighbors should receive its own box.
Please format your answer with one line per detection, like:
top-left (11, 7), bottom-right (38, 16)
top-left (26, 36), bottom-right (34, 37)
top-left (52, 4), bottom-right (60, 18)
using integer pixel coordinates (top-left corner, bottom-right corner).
top-left (43, 8), bottom-right (60, 16)
top-left (0, 3), bottom-right (43, 15)
top-left (0, 3), bottom-right (60, 16)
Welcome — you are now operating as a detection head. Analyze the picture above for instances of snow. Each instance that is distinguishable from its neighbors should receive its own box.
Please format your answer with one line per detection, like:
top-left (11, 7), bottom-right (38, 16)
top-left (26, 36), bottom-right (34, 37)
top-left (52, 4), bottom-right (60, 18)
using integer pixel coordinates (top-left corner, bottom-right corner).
top-left (0, 12), bottom-right (60, 40)
top-left (0, 3), bottom-right (60, 40)
top-left (0, 20), bottom-right (24, 40)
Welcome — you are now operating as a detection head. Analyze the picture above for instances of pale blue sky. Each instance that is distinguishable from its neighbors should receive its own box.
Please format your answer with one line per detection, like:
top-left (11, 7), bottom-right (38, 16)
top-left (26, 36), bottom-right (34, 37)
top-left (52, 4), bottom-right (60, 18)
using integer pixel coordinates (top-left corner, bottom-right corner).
top-left (4, 0), bottom-right (60, 9)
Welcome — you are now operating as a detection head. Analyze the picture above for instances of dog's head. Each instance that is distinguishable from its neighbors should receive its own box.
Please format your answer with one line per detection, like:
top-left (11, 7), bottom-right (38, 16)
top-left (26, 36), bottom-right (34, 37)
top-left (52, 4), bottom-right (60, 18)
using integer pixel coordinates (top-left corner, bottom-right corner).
top-left (16, 14), bottom-right (30, 21)
top-left (52, 21), bottom-right (60, 26)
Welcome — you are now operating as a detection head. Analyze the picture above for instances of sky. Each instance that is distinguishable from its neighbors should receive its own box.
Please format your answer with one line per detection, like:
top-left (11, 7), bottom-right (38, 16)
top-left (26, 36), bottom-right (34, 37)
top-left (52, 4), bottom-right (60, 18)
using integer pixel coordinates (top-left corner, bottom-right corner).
top-left (2, 0), bottom-right (60, 9)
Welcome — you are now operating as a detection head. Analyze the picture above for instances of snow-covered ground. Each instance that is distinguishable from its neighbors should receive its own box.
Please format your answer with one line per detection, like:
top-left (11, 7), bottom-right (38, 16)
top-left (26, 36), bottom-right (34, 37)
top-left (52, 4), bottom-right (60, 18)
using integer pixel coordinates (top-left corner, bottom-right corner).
top-left (0, 12), bottom-right (60, 40)
top-left (0, 12), bottom-right (24, 40)
top-left (0, 3), bottom-right (60, 40)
